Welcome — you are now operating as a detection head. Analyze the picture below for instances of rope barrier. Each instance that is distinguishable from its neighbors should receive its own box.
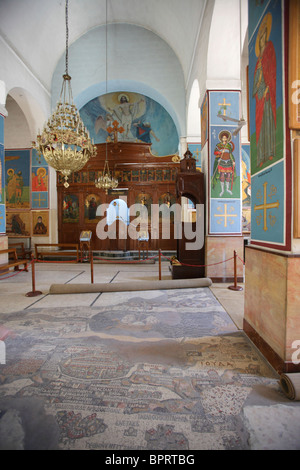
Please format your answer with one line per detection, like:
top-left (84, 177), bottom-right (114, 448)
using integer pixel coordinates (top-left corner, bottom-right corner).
top-left (92, 254), bottom-right (158, 264)
top-left (160, 253), bottom-right (236, 268)
top-left (0, 266), bottom-right (31, 280)
top-left (237, 254), bottom-right (245, 265)
top-left (0, 252), bottom-right (244, 272)
top-left (0, 250), bottom-right (245, 294)
top-left (0, 258), bottom-right (34, 280)
top-left (26, 255), bottom-right (42, 297)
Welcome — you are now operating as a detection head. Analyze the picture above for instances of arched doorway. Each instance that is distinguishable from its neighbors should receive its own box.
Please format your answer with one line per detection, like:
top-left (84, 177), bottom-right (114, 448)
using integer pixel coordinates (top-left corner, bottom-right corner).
top-left (99, 197), bottom-right (129, 251)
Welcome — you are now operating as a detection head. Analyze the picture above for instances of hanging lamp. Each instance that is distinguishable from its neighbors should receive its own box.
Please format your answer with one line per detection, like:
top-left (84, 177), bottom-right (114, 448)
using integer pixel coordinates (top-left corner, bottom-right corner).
top-left (32, 0), bottom-right (97, 188)
top-left (94, 0), bottom-right (118, 194)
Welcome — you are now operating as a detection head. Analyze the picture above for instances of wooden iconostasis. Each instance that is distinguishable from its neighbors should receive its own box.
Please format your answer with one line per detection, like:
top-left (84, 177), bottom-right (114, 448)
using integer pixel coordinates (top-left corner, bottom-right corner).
top-left (57, 142), bottom-right (180, 251)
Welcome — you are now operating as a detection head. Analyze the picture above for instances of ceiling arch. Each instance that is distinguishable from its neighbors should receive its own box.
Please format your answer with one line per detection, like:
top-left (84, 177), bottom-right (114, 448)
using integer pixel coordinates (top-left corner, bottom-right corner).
top-left (0, 0), bottom-right (206, 93)
top-left (51, 23), bottom-right (186, 136)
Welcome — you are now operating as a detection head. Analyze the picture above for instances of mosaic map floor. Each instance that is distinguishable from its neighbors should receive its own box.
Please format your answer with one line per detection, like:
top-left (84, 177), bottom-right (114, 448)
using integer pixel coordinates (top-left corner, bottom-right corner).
top-left (0, 287), bottom-right (287, 450)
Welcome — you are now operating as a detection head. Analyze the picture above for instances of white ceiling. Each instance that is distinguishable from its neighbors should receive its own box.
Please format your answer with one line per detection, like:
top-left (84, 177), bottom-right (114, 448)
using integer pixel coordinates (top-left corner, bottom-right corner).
top-left (0, 0), bottom-right (207, 93)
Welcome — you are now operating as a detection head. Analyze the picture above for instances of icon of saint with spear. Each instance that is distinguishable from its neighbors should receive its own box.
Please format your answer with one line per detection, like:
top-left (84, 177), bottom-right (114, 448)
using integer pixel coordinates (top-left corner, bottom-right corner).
top-left (212, 130), bottom-right (236, 197)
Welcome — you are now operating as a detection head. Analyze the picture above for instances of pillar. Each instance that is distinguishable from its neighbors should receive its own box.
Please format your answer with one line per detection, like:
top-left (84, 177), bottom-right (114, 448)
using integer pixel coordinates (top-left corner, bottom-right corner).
top-left (201, 89), bottom-right (244, 282)
top-left (243, 0), bottom-right (300, 373)
top-left (0, 80), bottom-right (8, 255)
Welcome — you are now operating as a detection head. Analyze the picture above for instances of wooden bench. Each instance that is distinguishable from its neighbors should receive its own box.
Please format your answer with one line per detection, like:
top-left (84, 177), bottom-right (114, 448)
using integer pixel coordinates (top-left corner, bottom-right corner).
top-left (35, 243), bottom-right (79, 262)
top-left (0, 248), bottom-right (29, 275)
top-left (8, 242), bottom-right (32, 260)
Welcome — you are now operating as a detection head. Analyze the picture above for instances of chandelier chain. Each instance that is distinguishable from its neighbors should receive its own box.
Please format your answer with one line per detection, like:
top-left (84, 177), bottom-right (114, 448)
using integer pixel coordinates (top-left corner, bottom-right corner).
top-left (32, 0), bottom-right (96, 188)
top-left (65, 0), bottom-right (69, 76)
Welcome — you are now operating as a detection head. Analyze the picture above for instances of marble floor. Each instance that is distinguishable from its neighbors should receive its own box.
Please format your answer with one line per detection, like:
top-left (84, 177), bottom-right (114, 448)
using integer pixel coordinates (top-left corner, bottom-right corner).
top-left (0, 258), bottom-right (245, 317)
top-left (0, 259), bottom-right (300, 450)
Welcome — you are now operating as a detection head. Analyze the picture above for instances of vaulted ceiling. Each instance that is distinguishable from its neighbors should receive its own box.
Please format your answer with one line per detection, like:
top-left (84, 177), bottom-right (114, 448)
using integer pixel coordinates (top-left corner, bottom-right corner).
top-left (0, 0), bottom-right (248, 145)
top-left (0, 0), bottom-right (207, 94)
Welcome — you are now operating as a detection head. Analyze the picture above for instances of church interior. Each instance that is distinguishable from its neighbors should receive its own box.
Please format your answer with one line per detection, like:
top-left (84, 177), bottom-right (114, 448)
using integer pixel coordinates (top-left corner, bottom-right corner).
top-left (0, 0), bottom-right (300, 451)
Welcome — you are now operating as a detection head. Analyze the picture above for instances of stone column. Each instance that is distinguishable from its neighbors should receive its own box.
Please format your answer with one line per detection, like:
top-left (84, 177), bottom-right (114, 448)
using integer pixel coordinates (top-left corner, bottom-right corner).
top-left (201, 89), bottom-right (244, 282)
top-left (0, 80), bottom-right (8, 254)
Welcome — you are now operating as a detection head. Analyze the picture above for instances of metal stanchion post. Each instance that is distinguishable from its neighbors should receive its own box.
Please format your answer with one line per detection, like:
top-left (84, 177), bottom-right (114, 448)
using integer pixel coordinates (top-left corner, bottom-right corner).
top-left (91, 251), bottom-right (94, 284)
top-left (159, 249), bottom-right (162, 280)
top-left (26, 255), bottom-right (43, 297)
top-left (228, 250), bottom-right (243, 291)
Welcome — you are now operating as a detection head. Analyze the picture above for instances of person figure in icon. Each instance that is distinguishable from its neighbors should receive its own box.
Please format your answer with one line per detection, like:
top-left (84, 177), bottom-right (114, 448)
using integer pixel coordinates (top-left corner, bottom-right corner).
top-left (32, 167), bottom-right (47, 191)
top-left (107, 94), bottom-right (144, 141)
top-left (88, 197), bottom-right (97, 220)
top-left (33, 216), bottom-right (47, 235)
top-left (252, 12), bottom-right (276, 168)
top-left (133, 121), bottom-right (160, 144)
top-left (212, 130), bottom-right (236, 197)
top-left (0, 158), bottom-right (2, 203)
top-left (15, 171), bottom-right (24, 205)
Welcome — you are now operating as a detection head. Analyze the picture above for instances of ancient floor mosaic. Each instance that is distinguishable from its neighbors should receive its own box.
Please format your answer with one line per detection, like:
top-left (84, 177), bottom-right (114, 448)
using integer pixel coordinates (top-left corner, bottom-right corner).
top-left (0, 287), bottom-right (283, 450)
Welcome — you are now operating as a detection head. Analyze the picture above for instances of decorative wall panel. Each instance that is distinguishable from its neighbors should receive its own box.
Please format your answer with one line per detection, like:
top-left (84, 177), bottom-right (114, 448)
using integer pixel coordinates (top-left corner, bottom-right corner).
top-left (248, 0), bottom-right (292, 250)
top-left (208, 91), bottom-right (242, 235)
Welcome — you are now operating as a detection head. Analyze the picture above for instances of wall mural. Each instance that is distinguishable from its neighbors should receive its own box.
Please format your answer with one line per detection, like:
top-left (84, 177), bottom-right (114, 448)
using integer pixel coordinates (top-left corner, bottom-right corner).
top-left (0, 140), bottom-right (5, 233)
top-left (5, 150), bottom-right (30, 209)
top-left (63, 194), bottom-right (79, 224)
top-left (209, 91), bottom-right (242, 235)
top-left (6, 211), bottom-right (31, 237)
top-left (4, 148), bottom-right (50, 237)
top-left (84, 194), bottom-right (102, 223)
top-left (249, 3), bottom-right (284, 176)
top-left (187, 143), bottom-right (201, 170)
top-left (32, 148), bottom-right (49, 209)
top-left (242, 144), bottom-right (251, 233)
top-left (201, 93), bottom-right (208, 149)
top-left (32, 210), bottom-right (48, 236)
top-left (79, 91), bottom-right (179, 157)
top-left (248, 0), bottom-right (286, 246)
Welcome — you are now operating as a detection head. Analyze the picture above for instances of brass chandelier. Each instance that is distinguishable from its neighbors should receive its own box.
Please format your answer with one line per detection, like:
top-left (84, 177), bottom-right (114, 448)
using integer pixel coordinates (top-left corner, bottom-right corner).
top-left (95, 159), bottom-right (118, 194)
top-left (32, 0), bottom-right (96, 188)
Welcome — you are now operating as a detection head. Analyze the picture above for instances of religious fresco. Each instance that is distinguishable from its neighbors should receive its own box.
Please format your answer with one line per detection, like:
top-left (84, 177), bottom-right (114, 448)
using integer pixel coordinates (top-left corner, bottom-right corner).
top-left (158, 192), bottom-right (177, 221)
top-left (135, 193), bottom-right (153, 222)
top-left (187, 143), bottom-right (201, 170)
top-left (251, 161), bottom-right (284, 245)
top-left (0, 145), bottom-right (4, 205)
top-left (5, 150), bottom-right (30, 209)
top-left (242, 145), bottom-right (251, 206)
top-left (31, 165), bottom-right (49, 210)
top-left (32, 167), bottom-right (48, 192)
top-left (32, 210), bottom-right (49, 236)
top-left (4, 149), bottom-right (49, 213)
top-left (248, 0), bottom-right (289, 249)
top-left (201, 93), bottom-right (208, 148)
top-left (248, 0), bottom-right (271, 43)
top-left (32, 148), bottom-right (48, 167)
top-left (79, 92), bottom-right (179, 157)
top-left (0, 204), bottom-right (5, 234)
top-left (208, 91), bottom-right (242, 234)
top-left (6, 211), bottom-right (31, 237)
top-left (32, 191), bottom-right (48, 209)
top-left (63, 194), bottom-right (79, 224)
top-left (210, 199), bottom-right (241, 235)
top-left (209, 91), bottom-right (240, 127)
top-left (210, 128), bottom-right (240, 200)
top-left (84, 194), bottom-right (101, 223)
top-left (248, 1), bottom-right (284, 176)
top-left (242, 144), bottom-right (251, 233)
top-left (0, 143), bottom-right (5, 233)
top-left (242, 207), bottom-right (251, 233)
